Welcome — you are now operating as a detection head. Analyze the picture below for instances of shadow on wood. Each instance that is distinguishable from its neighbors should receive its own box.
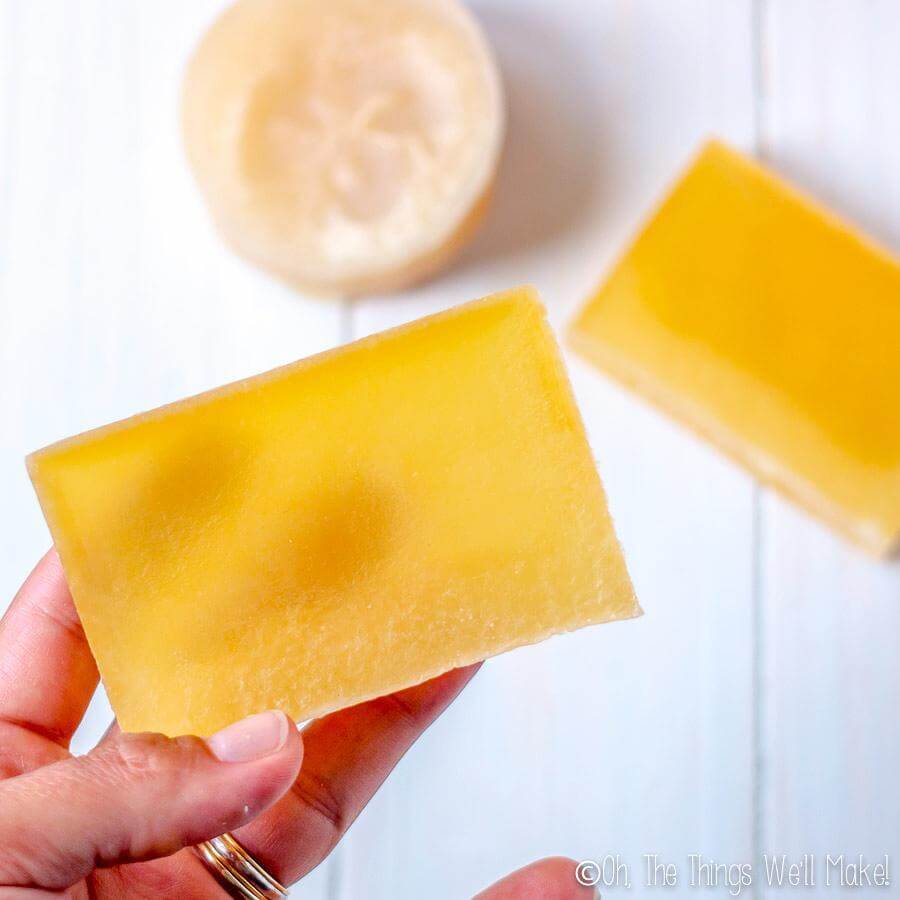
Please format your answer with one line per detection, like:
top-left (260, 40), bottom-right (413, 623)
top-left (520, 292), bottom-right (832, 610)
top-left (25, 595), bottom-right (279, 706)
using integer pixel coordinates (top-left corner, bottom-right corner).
top-left (455, 6), bottom-right (604, 271)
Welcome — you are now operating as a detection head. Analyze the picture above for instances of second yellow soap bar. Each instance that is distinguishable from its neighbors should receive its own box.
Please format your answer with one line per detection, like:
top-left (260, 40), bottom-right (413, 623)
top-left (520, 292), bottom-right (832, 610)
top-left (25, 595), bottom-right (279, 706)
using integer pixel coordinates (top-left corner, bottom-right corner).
top-left (571, 141), bottom-right (900, 556)
top-left (29, 288), bottom-right (639, 736)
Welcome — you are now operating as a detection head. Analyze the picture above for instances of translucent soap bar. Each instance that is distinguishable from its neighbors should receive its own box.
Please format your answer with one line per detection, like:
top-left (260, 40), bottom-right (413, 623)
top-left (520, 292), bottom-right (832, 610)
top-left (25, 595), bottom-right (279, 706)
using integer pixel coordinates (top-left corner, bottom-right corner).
top-left (29, 288), bottom-right (639, 736)
top-left (570, 140), bottom-right (900, 556)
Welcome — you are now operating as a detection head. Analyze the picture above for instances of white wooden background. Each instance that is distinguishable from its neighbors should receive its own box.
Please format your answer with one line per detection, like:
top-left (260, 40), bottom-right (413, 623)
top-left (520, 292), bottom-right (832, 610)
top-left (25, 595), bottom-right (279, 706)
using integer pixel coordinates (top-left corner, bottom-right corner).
top-left (1, 1), bottom-right (898, 897)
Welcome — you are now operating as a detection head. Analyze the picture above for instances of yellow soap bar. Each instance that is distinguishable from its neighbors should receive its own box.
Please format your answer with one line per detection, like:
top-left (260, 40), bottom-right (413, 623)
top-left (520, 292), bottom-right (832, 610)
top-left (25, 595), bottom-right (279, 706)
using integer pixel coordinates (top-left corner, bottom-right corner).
top-left (570, 141), bottom-right (900, 557)
top-left (29, 289), bottom-right (638, 736)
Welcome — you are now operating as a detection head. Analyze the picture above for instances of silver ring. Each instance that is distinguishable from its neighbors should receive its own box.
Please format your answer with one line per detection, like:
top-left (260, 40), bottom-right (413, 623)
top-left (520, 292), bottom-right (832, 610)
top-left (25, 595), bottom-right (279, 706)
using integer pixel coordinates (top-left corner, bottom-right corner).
top-left (195, 832), bottom-right (288, 899)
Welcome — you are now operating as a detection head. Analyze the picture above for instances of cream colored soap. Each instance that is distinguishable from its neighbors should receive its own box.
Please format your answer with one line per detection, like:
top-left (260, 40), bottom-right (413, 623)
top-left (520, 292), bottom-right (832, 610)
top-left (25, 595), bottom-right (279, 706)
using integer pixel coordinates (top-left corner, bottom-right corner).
top-left (570, 140), bottom-right (900, 556)
top-left (29, 289), bottom-right (639, 736)
top-left (182, 0), bottom-right (504, 297)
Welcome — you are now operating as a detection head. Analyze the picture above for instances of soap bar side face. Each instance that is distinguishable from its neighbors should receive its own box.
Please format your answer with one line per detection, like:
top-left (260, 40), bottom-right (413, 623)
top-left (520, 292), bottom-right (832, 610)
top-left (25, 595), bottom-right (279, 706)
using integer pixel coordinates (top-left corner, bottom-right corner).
top-left (570, 141), bottom-right (900, 556)
top-left (29, 289), bottom-right (639, 736)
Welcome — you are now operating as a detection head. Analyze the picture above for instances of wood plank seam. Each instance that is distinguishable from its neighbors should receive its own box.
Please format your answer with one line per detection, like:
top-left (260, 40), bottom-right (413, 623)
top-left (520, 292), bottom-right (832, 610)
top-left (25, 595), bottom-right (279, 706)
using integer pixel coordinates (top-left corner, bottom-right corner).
top-left (750, 2), bottom-right (771, 896)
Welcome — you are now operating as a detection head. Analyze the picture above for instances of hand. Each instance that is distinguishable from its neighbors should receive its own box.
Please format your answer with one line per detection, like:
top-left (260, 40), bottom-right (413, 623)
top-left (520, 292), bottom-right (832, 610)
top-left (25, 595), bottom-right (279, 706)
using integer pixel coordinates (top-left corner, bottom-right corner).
top-left (0, 552), bottom-right (592, 898)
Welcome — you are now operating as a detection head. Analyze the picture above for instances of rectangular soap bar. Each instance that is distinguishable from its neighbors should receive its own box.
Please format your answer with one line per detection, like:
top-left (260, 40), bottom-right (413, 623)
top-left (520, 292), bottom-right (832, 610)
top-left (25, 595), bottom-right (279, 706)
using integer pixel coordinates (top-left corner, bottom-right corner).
top-left (570, 141), bottom-right (900, 557)
top-left (29, 288), bottom-right (639, 736)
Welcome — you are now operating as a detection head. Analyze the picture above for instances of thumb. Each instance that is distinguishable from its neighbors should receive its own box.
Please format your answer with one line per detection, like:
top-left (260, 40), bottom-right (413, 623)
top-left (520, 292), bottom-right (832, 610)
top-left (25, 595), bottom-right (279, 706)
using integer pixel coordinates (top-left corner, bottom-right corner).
top-left (0, 710), bottom-right (302, 891)
top-left (474, 857), bottom-right (597, 899)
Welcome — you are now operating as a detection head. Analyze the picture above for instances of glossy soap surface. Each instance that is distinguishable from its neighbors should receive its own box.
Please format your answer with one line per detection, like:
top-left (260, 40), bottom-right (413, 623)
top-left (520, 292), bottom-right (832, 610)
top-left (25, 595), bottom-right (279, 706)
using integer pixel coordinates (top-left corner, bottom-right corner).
top-left (571, 141), bottom-right (900, 556)
top-left (29, 289), bottom-right (638, 736)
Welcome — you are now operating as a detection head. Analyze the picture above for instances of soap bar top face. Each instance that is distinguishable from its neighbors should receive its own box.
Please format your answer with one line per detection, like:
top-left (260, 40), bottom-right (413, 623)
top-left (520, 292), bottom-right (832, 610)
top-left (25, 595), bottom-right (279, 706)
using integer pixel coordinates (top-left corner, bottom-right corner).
top-left (29, 289), bottom-right (638, 736)
top-left (570, 141), bottom-right (900, 556)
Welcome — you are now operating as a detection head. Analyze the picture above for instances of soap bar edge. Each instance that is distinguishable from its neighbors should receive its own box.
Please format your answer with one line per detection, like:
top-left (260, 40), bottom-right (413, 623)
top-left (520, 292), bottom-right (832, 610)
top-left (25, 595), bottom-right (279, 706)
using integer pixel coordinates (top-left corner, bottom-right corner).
top-left (568, 319), bottom-right (896, 558)
top-left (26, 286), bottom-right (545, 468)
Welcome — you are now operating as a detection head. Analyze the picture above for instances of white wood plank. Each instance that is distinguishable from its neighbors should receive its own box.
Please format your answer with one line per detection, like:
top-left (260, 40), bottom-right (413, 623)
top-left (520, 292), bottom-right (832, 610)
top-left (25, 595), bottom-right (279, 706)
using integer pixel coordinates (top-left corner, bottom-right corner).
top-left (759, 1), bottom-right (900, 888)
top-left (0, 3), bottom-right (341, 896)
top-left (8, 1), bottom-right (895, 897)
top-left (338, 1), bottom-right (759, 896)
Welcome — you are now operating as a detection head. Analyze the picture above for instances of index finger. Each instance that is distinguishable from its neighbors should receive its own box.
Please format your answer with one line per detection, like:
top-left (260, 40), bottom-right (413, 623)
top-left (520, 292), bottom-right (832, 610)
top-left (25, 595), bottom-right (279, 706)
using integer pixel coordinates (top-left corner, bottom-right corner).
top-left (0, 550), bottom-right (98, 747)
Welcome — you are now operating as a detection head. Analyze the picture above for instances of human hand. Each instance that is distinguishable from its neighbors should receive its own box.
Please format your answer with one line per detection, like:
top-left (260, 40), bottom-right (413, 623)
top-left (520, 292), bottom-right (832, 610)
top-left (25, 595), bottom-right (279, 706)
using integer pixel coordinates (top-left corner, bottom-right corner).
top-left (0, 552), bottom-right (592, 897)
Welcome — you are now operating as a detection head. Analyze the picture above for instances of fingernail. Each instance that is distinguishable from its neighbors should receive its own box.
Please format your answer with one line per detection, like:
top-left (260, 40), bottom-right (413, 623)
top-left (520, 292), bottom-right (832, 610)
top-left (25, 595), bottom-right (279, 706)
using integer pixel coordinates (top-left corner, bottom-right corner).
top-left (207, 710), bottom-right (290, 763)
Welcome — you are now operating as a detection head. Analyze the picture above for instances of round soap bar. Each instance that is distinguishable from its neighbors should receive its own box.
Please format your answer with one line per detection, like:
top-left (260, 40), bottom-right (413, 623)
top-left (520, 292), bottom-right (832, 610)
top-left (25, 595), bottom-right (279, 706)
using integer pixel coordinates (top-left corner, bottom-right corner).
top-left (182, 0), bottom-right (504, 298)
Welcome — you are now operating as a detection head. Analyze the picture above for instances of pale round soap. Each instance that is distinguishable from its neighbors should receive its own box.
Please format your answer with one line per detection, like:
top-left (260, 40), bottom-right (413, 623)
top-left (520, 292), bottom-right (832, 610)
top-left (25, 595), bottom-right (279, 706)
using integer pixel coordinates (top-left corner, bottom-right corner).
top-left (182, 0), bottom-right (504, 297)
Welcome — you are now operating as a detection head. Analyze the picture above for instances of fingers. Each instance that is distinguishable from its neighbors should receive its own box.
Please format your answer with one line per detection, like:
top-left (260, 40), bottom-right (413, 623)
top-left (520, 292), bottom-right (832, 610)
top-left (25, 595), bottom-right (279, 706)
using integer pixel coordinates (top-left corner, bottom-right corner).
top-left (0, 551), bottom-right (98, 747)
top-left (0, 710), bottom-right (302, 891)
top-left (474, 857), bottom-right (596, 899)
top-left (237, 664), bottom-right (480, 884)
